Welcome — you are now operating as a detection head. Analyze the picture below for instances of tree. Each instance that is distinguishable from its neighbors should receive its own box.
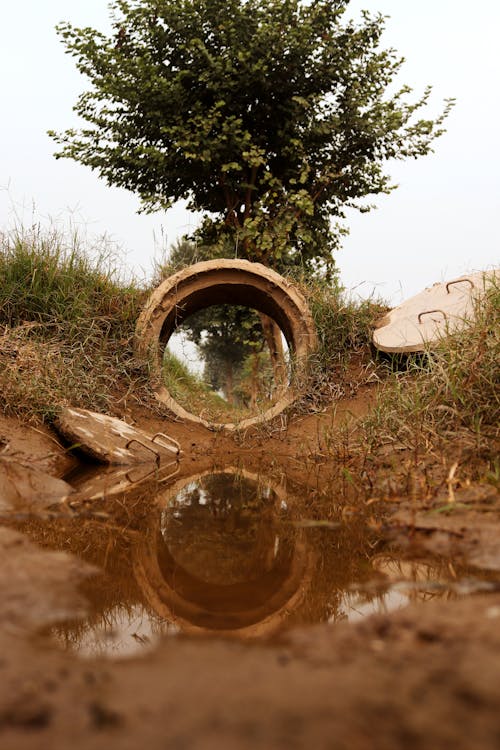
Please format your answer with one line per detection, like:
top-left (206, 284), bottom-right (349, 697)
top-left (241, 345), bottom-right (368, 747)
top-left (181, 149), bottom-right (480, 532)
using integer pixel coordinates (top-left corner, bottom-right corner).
top-left (182, 303), bottom-right (266, 403)
top-left (50, 0), bottom-right (453, 275)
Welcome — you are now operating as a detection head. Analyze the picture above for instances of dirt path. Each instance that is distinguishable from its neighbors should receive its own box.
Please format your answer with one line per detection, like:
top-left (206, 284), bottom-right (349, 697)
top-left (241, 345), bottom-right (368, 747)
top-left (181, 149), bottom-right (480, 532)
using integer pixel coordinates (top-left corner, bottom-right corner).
top-left (1, 397), bottom-right (500, 749)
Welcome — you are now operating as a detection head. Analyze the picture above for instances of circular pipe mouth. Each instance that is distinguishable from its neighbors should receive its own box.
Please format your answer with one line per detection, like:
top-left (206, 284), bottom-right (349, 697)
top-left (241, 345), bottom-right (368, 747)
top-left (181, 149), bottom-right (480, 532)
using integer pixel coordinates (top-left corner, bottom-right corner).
top-left (135, 260), bottom-right (318, 430)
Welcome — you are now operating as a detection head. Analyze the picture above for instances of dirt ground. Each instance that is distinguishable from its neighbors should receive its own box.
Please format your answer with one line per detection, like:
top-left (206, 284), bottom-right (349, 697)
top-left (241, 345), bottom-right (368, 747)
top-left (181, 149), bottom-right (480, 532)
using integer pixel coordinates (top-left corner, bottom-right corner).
top-left (1, 391), bottom-right (500, 750)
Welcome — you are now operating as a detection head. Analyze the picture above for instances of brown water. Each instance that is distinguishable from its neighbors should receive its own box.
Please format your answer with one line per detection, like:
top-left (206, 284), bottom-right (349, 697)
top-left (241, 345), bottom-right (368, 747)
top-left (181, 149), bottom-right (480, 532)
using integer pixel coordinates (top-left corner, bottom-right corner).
top-left (31, 464), bottom-right (497, 659)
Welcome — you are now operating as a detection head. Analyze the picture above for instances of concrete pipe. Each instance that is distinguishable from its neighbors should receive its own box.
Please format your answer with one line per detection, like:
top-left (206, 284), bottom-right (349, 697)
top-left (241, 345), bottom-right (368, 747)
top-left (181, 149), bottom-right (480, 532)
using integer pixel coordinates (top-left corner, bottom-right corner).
top-left (135, 259), bottom-right (317, 430)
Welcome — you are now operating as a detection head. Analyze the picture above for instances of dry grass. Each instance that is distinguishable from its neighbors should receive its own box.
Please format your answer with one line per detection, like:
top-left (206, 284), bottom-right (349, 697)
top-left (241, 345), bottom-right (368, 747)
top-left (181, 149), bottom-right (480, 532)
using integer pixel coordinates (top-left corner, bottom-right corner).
top-left (364, 277), bottom-right (499, 444)
top-left (341, 274), bottom-right (500, 493)
top-left (0, 225), bottom-right (148, 421)
top-left (292, 276), bottom-right (388, 410)
top-left (1, 222), bottom-right (497, 493)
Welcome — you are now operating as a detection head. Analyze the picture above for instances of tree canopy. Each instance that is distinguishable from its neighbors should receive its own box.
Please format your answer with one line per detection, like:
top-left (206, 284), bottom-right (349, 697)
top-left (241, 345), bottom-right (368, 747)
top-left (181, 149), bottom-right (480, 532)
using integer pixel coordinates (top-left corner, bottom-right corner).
top-left (50, 0), bottom-right (453, 275)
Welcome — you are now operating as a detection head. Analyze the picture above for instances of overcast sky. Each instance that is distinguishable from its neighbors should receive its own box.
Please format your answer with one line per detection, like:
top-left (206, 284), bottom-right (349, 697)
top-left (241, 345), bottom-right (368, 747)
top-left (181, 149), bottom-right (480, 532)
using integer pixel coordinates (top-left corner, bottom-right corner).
top-left (1, 1), bottom-right (499, 303)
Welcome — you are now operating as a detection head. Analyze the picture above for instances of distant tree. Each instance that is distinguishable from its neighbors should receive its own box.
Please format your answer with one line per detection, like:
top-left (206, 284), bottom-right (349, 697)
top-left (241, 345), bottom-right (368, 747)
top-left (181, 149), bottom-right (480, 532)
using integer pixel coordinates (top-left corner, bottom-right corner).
top-left (50, 0), bottom-right (453, 276)
top-left (183, 303), bottom-right (264, 403)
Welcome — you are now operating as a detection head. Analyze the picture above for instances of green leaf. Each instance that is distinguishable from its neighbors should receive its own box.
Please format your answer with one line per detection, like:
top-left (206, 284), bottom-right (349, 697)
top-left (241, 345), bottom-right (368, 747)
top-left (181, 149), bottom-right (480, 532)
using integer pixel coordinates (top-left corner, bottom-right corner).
top-left (50, 0), bottom-right (453, 272)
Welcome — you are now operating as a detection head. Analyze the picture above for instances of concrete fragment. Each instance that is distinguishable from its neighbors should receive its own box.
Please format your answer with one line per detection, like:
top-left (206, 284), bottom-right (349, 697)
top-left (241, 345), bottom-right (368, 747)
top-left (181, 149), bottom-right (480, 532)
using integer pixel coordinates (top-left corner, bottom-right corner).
top-left (55, 408), bottom-right (181, 465)
top-left (373, 270), bottom-right (499, 353)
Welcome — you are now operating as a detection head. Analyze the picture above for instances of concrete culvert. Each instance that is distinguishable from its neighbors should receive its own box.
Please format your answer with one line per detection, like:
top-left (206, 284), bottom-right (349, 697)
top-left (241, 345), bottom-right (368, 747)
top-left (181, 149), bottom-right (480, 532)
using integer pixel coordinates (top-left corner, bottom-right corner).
top-left (135, 260), bottom-right (318, 430)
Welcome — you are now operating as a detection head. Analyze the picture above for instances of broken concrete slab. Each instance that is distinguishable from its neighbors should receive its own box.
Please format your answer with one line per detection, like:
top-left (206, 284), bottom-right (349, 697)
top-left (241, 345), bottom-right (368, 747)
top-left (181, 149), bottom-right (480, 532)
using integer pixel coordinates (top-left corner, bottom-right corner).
top-left (373, 270), bottom-right (499, 353)
top-left (54, 408), bottom-right (181, 465)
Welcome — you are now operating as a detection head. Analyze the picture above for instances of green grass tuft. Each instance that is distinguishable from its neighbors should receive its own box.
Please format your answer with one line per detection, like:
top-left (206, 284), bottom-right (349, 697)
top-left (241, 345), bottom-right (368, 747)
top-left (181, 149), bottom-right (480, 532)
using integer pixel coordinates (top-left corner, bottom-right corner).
top-left (0, 225), bottom-right (146, 420)
top-left (0, 225), bottom-right (139, 332)
top-left (292, 275), bottom-right (388, 408)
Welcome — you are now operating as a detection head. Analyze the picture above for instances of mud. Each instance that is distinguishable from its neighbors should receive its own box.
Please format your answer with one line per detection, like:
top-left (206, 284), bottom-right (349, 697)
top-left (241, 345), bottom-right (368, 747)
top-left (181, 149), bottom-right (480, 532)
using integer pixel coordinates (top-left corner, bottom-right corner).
top-left (1, 394), bottom-right (500, 749)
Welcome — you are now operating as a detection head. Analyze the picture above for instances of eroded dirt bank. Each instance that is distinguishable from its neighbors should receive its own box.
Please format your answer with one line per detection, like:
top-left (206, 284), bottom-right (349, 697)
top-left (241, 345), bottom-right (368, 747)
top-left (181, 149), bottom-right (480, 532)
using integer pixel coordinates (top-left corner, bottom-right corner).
top-left (1, 399), bottom-right (500, 749)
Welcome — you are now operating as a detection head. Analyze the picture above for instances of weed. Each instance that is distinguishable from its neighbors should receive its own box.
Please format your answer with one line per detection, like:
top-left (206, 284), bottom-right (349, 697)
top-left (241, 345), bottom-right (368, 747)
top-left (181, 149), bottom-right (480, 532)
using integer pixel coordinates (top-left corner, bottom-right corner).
top-left (0, 224), bottom-right (148, 421)
top-left (292, 275), bottom-right (388, 410)
top-left (356, 273), bottom-right (500, 484)
top-left (1, 220), bottom-right (498, 494)
top-left (162, 350), bottom-right (232, 422)
top-left (0, 224), bottom-right (139, 332)
top-left (373, 277), bottom-right (497, 433)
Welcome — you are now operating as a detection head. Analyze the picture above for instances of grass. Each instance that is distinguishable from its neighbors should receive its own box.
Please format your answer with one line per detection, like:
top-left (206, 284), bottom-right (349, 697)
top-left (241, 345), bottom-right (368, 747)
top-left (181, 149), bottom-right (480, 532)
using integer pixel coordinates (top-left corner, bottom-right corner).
top-left (162, 350), bottom-right (233, 422)
top-left (272, 271), bottom-right (499, 503)
top-left (0, 224), bottom-right (140, 329)
top-left (292, 275), bottom-right (388, 410)
top-left (0, 224), bottom-right (147, 420)
top-left (351, 273), bottom-right (500, 490)
top-left (162, 349), bottom-right (281, 424)
top-left (1, 221), bottom-right (498, 492)
top-left (364, 276), bottom-right (499, 439)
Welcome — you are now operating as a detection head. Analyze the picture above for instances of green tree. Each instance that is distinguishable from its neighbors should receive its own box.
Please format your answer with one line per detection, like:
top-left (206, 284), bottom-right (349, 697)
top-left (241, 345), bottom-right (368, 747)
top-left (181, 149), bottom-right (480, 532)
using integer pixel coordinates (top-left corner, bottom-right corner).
top-left (50, 0), bottom-right (453, 275)
top-left (182, 303), bottom-right (265, 403)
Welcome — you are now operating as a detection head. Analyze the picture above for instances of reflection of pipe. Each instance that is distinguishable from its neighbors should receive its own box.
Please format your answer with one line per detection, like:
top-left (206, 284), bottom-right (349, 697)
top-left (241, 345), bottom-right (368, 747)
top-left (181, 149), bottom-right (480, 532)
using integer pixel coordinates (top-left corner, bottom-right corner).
top-left (156, 466), bottom-right (288, 508)
top-left (132, 468), bottom-right (314, 638)
top-left (135, 260), bottom-right (317, 431)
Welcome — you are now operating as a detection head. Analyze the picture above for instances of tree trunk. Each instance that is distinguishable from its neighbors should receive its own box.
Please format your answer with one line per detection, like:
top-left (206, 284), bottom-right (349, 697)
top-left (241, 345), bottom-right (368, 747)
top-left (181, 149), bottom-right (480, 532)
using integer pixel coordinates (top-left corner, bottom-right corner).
top-left (258, 313), bottom-right (287, 393)
top-left (225, 362), bottom-right (234, 405)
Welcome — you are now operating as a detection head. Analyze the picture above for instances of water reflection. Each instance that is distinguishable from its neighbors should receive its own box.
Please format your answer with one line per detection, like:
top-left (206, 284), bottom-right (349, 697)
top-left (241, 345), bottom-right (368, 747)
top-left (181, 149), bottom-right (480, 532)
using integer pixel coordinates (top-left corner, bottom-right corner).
top-left (337, 558), bottom-right (458, 624)
top-left (63, 460), bottom-right (180, 500)
top-left (53, 604), bottom-right (174, 659)
top-left (5, 465), bottom-right (497, 658)
top-left (133, 471), bottom-right (311, 636)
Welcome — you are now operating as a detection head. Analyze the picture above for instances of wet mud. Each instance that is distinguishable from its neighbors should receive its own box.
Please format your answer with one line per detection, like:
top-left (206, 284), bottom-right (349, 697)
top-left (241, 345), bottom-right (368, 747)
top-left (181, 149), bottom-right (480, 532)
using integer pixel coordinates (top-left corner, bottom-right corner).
top-left (24, 467), bottom-right (498, 657)
top-left (1, 404), bottom-right (500, 749)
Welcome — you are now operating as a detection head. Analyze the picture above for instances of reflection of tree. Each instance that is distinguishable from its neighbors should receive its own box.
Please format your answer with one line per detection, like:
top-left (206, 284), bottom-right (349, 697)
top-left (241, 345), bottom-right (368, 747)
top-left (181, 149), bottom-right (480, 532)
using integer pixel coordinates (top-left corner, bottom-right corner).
top-left (162, 474), bottom-right (290, 586)
top-left (4, 468), bottom-right (474, 646)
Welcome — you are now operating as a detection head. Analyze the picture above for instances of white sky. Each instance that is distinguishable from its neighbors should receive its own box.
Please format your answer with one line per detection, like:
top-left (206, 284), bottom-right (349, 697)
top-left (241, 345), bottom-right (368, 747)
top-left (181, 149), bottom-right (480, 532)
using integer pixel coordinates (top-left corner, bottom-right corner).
top-left (1, 1), bottom-right (499, 303)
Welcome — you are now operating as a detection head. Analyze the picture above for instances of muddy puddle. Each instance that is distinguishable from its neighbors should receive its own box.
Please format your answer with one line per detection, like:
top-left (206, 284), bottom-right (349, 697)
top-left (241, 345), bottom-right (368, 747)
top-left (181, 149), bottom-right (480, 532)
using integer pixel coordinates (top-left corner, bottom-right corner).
top-left (3, 462), bottom-right (500, 659)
